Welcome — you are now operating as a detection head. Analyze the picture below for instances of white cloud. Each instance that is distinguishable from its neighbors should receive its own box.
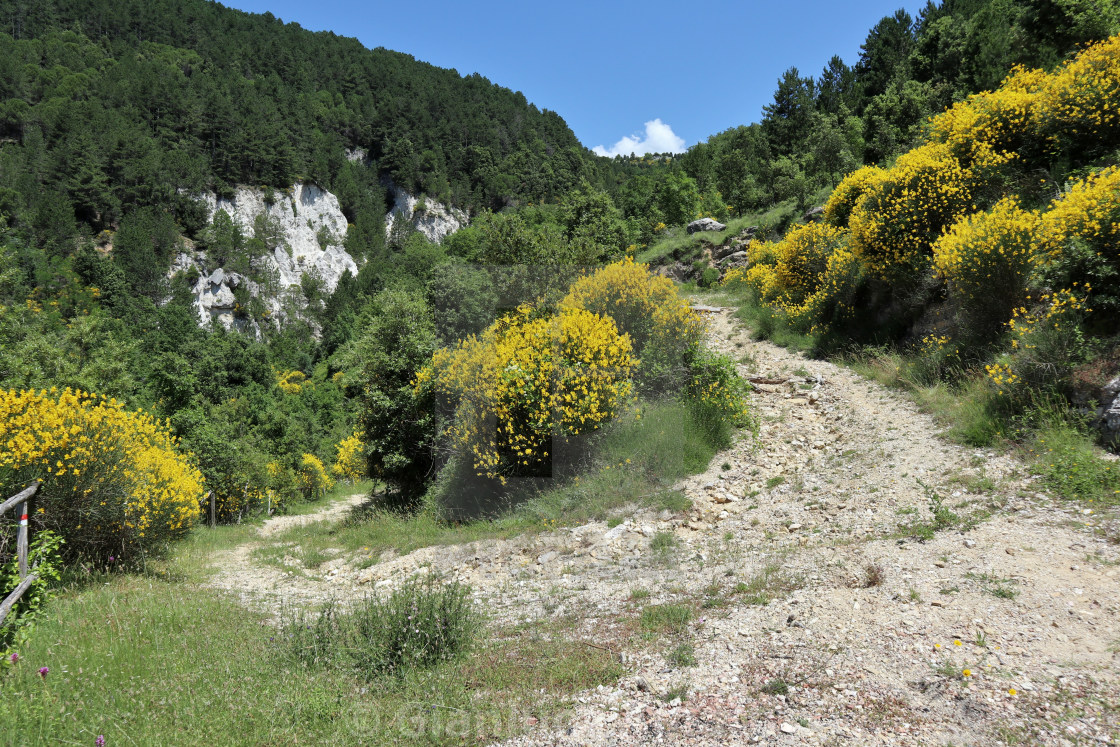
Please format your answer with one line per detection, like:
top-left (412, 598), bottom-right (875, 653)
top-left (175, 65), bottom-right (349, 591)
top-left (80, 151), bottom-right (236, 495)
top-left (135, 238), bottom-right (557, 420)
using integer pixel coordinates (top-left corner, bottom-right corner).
top-left (592, 118), bottom-right (686, 158)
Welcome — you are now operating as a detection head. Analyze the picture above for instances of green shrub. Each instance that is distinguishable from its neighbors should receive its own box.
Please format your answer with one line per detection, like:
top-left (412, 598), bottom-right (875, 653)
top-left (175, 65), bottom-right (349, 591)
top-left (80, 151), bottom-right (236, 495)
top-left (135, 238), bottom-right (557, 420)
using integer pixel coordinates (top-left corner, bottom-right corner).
top-left (356, 288), bottom-right (439, 504)
top-left (684, 348), bottom-right (755, 445)
top-left (639, 604), bottom-right (693, 635)
top-left (284, 576), bottom-right (476, 680)
top-left (0, 530), bottom-right (63, 657)
top-left (1029, 418), bottom-right (1120, 504)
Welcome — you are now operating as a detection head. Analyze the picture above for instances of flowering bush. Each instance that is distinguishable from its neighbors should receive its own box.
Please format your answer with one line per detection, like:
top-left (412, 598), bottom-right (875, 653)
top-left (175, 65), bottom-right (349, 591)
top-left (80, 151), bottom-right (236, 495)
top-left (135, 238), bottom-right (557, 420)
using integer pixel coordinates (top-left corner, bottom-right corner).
top-left (823, 165), bottom-right (887, 228)
top-left (0, 388), bottom-right (203, 562)
top-left (772, 223), bottom-right (848, 309)
top-left (1041, 166), bottom-right (1120, 258)
top-left (932, 197), bottom-right (1044, 337)
top-left (418, 306), bottom-right (636, 481)
top-left (784, 242), bottom-right (866, 332)
top-left (331, 433), bottom-right (365, 482)
top-left (1035, 34), bottom-right (1120, 154)
top-left (721, 241), bottom-right (782, 303)
top-left (927, 65), bottom-right (1047, 157)
top-left (991, 288), bottom-right (1090, 392)
top-left (560, 256), bottom-right (704, 392)
top-left (275, 369), bottom-right (309, 395)
top-left (297, 453), bottom-right (334, 500)
top-left (848, 142), bottom-right (1013, 282)
top-left (685, 349), bottom-right (754, 435)
top-left (1035, 166), bottom-right (1120, 319)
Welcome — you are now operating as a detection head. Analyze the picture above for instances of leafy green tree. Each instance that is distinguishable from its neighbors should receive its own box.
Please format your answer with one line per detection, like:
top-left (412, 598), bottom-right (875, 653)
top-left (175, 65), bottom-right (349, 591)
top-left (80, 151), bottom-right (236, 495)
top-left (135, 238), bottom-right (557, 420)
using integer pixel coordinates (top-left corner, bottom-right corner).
top-left (654, 170), bottom-right (701, 226)
top-left (112, 206), bottom-right (181, 299)
top-left (356, 287), bottom-right (439, 504)
top-left (561, 184), bottom-right (628, 261)
top-left (762, 67), bottom-right (816, 157)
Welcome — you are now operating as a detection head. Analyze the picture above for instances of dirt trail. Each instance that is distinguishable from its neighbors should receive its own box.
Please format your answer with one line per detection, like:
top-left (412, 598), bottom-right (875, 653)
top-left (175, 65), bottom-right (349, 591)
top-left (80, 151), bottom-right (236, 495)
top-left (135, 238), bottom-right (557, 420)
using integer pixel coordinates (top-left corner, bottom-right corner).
top-left (207, 309), bottom-right (1120, 746)
top-left (206, 491), bottom-right (368, 611)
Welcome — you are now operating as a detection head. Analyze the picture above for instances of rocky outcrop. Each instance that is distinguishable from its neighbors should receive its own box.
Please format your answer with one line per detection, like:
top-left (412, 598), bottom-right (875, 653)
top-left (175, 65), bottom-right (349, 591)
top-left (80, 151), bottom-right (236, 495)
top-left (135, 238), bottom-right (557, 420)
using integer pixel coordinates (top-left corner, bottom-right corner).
top-left (1088, 375), bottom-right (1120, 446)
top-left (384, 183), bottom-right (468, 244)
top-left (172, 182), bottom-right (357, 333)
top-left (687, 217), bottom-right (726, 234)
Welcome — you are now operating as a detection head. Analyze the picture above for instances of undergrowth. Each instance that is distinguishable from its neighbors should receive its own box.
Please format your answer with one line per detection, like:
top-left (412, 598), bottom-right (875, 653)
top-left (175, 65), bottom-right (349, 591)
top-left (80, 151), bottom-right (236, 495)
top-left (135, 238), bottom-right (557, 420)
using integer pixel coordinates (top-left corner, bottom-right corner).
top-left (257, 397), bottom-right (737, 566)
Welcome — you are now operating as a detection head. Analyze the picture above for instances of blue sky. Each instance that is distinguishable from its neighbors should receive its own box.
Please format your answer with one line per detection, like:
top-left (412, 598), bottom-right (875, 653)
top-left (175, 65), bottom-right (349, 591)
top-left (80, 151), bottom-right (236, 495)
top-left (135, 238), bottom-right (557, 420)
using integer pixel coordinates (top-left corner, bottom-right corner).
top-left (222, 0), bottom-right (929, 155)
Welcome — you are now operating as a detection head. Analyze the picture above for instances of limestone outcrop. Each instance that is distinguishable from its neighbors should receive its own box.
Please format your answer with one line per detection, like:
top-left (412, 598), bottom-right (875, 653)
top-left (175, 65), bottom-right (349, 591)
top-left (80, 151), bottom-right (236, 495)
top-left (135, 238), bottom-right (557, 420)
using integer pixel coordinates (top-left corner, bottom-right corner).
top-left (384, 183), bottom-right (468, 245)
top-left (172, 182), bottom-right (357, 333)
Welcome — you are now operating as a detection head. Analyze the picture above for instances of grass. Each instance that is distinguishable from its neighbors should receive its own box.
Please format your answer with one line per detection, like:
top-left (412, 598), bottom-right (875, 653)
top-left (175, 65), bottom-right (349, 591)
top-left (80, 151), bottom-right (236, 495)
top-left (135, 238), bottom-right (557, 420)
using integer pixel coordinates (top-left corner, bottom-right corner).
top-left (666, 642), bottom-right (696, 668)
top-left (1027, 419), bottom-right (1120, 506)
top-left (0, 567), bottom-right (625, 745)
top-left (256, 399), bottom-right (723, 569)
top-left (636, 202), bottom-right (800, 267)
top-left (731, 563), bottom-right (802, 606)
top-left (283, 577), bottom-right (476, 678)
top-left (639, 604), bottom-right (693, 636)
top-left (966, 571), bottom-right (1019, 600)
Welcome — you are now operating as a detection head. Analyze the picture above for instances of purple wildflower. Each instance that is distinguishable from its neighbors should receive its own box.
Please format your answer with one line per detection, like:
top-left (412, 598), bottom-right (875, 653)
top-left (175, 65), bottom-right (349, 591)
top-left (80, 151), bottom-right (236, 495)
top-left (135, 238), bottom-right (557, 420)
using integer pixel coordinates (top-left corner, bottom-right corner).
top-left (38, 666), bottom-right (49, 678)
top-left (9, 652), bottom-right (17, 665)
top-left (108, 556), bottom-right (114, 563)
top-left (96, 736), bottom-right (105, 747)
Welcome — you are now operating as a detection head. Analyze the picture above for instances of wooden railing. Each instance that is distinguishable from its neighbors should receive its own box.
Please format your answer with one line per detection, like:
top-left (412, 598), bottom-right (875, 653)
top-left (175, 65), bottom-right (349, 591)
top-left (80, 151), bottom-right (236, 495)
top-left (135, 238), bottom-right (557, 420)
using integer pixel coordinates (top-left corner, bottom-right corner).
top-left (0, 481), bottom-right (40, 628)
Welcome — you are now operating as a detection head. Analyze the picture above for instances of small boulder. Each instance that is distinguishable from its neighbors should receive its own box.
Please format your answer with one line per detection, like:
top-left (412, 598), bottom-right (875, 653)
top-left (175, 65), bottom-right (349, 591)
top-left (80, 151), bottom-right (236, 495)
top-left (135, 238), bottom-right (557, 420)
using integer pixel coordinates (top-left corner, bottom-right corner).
top-left (803, 206), bottom-right (825, 222)
top-left (687, 218), bottom-right (726, 234)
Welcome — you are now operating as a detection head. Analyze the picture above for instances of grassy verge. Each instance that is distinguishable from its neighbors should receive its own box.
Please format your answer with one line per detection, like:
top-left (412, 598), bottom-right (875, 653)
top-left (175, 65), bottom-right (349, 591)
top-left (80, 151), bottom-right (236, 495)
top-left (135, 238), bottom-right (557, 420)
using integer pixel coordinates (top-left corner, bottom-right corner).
top-left (0, 573), bottom-right (624, 746)
top-left (254, 398), bottom-right (735, 567)
top-left (636, 201), bottom-right (800, 267)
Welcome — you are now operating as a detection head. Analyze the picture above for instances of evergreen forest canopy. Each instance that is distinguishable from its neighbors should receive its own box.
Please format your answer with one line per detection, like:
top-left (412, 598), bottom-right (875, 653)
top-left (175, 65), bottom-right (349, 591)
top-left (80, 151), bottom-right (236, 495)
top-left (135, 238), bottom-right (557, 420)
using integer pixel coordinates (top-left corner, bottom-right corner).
top-left (1, 0), bottom-right (1118, 581)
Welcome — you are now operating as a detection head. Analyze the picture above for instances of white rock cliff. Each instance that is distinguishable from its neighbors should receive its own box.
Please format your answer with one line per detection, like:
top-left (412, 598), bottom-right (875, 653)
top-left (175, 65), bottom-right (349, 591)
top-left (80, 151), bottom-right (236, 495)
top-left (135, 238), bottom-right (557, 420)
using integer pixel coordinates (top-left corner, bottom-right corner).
top-left (384, 184), bottom-right (468, 245)
top-left (172, 182), bottom-right (357, 332)
top-left (172, 180), bottom-right (469, 333)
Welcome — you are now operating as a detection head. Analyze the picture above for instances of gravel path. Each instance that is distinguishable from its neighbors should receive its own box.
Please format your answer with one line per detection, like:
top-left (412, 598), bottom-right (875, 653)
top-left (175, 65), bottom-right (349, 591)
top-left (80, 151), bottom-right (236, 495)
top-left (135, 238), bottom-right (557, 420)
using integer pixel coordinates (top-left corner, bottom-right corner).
top-left (207, 309), bottom-right (1120, 746)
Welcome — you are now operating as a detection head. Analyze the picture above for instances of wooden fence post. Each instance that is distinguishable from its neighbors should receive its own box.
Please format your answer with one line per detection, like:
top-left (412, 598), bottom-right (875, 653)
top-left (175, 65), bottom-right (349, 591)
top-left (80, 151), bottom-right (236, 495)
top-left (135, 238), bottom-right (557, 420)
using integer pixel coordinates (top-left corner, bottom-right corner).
top-left (208, 491), bottom-right (216, 528)
top-left (0, 482), bottom-right (41, 628)
top-left (17, 497), bottom-right (28, 579)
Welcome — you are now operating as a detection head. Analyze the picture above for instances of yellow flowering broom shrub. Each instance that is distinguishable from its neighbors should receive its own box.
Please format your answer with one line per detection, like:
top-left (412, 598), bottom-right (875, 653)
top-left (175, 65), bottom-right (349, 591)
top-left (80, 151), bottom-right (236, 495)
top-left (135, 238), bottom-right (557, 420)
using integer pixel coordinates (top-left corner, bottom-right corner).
top-left (0, 388), bottom-right (202, 562)
top-left (275, 369), bottom-right (309, 395)
top-left (331, 433), bottom-right (365, 482)
top-left (560, 256), bottom-right (704, 392)
top-left (823, 165), bottom-right (887, 228)
top-left (417, 306), bottom-right (636, 481)
top-left (1041, 166), bottom-right (1120, 257)
top-left (932, 197), bottom-right (1044, 337)
top-left (927, 65), bottom-right (1047, 157)
top-left (721, 241), bottom-right (781, 303)
top-left (783, 242), bottom-right (867, 332)
top-left (772, 223), bottom-right (849, 309)
top-left (988, 288), bottom-right (1090, 392)
top-left (1035, 34), bottom-right (1120, 154)
top-left (848, 142), bottom-right (1013, 282)
top-left (1037, 166), bottom-right (1120, 318)
top-left (297, 453), bottom-right (334, 500)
